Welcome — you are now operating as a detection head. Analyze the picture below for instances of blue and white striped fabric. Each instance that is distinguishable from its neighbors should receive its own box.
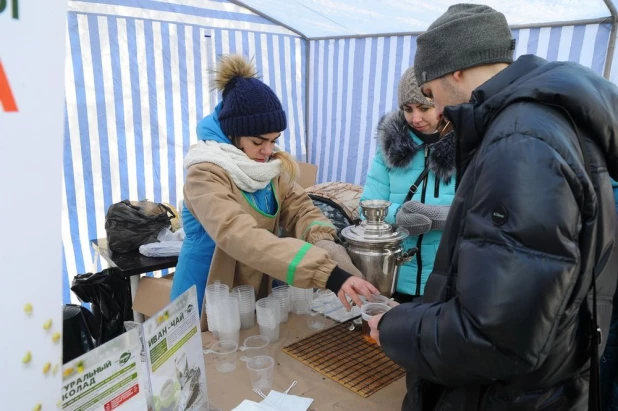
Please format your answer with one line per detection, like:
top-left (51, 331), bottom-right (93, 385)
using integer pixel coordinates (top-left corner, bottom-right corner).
top-left (307, 23), bottom-right (613, 186)
top-left (62, 0), bottom-right (305, 303)
top-left (63, 1), bottom-right (614, 306)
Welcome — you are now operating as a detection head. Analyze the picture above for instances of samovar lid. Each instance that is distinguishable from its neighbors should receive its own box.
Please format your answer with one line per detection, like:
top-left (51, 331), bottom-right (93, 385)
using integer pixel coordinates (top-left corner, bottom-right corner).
top-left (341, 200), bottom-right (409, 245)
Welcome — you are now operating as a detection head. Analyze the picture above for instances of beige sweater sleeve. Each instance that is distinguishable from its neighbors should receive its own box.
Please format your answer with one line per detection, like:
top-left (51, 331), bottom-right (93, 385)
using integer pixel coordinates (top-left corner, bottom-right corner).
top-left (184, 164), bottom-right (336, 288)
top-left (278, 180), bottom-right (338, 245)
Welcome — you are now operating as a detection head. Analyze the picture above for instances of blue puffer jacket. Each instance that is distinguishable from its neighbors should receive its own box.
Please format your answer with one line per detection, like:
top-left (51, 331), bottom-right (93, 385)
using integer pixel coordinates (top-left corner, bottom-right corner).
top-left (170, 102), bottom-right (276, 310)
top-left (361, 111), bottom-right (456, 296)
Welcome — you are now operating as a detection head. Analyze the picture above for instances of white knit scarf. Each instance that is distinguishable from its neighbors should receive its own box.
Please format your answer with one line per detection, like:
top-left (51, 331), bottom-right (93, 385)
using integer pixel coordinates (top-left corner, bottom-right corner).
top-left (184, 140), bottom-right (282, 192)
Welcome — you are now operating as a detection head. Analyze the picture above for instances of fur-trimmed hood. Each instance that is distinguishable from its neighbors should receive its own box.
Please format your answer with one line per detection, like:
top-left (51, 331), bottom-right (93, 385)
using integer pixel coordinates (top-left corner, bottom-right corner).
top-left (377, 110), bottom-right (456, 183)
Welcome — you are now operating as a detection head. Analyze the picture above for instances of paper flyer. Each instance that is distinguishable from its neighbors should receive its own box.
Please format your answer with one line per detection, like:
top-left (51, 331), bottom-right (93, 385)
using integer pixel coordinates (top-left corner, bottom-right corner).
top-left (143, 286), bottom-right (208, 411)
top-left (61, 328), bottom-right (149, 411)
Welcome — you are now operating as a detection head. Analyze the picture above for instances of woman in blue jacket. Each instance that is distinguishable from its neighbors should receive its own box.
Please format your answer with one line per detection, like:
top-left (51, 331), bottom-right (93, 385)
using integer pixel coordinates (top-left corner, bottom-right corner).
top-left (170, 55), bottom-right (374, 314)
top-left (361, 67), bottom-right (456, 302)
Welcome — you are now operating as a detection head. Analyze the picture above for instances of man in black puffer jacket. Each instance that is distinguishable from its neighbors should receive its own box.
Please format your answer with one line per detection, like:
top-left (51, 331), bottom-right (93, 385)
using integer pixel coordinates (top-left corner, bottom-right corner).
top-left (369, 4), bottom-right (618, 411)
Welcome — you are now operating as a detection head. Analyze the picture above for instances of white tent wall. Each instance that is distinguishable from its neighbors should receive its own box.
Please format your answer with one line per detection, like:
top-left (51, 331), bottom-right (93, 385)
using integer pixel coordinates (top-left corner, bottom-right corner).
top-left (307, 22), bottom-right (613, 185)
top-left (62, 0), bottom-right (306, 303)
top-left (611, 31), bottom-right (618, 83)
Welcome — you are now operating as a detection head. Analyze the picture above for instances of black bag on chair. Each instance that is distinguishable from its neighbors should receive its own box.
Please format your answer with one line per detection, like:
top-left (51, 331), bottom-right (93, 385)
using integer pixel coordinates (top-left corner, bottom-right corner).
top-left (104, 200), bottom-right (174, 253)
top-left (71, 268), bottom-right (133, 345)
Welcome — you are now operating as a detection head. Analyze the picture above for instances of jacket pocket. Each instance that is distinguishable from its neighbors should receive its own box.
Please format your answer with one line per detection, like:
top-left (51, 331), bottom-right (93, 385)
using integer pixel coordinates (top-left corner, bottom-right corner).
top-left (417, 380), bottom-right (446, 410)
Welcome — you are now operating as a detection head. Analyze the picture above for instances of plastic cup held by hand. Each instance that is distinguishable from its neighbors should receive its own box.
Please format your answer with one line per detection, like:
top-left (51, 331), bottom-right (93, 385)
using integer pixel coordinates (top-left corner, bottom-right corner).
top-left (361, 303), bottom-right (390, 344)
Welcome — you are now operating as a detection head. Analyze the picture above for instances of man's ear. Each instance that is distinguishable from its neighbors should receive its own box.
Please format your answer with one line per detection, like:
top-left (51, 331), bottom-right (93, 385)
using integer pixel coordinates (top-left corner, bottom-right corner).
top-left (451, 70), bottom-right (465, 83)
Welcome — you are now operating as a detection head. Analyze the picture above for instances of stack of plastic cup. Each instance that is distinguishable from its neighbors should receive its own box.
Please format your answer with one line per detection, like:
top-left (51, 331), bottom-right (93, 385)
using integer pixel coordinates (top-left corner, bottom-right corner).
top-left (256, 297), bottom-right (280, 342)
top-left (271, 285), bottom-right (290, 323)
top-left (205, 281), bottom-right (230, 339)
top-left (215, 293), bottom-right (241, 345)
top-left (232, 285), bottom-right (256, 329)
top-left (290, 286), bottom-right (314, 315)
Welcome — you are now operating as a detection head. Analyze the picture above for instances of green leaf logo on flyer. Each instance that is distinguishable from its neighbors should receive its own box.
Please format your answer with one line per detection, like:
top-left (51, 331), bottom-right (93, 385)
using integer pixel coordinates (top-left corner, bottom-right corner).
top-left (119, 351), bottom-right (131, 366)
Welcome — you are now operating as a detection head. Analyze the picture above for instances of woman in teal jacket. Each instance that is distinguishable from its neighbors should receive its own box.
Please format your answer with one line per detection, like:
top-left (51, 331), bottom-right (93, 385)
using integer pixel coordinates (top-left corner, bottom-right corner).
top-left (361, 67), bottom-right (456, 302)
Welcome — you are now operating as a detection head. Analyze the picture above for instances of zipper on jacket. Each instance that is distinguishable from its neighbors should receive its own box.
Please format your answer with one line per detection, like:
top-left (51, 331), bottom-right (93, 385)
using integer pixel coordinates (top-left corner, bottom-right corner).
top-left (415, 146), bottom-right (430, 296)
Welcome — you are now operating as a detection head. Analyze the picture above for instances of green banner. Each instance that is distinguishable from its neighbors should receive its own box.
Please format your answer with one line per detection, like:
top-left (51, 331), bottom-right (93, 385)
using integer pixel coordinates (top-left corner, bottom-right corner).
top-left (63, 362), bottom-right (136, 407)
top-left (76, 373), bottom-right (138, 411)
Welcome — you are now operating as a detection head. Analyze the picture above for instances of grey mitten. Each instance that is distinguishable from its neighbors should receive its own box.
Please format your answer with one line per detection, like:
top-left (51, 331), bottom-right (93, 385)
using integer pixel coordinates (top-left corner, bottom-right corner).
top-left (396, 201), bottom-right (450, 236)
top-left (315, 240), bottom-right (364, 278)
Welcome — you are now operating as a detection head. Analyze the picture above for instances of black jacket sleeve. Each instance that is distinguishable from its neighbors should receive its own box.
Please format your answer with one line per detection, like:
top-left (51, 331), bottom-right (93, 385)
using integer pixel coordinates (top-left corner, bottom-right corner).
top-left (379, 133), bottom-right (583, 386)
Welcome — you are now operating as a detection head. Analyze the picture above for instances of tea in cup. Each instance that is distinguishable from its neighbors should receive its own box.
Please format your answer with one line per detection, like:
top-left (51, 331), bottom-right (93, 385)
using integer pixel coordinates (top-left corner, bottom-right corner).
top-left (360, 303), bottom-right (390, 343)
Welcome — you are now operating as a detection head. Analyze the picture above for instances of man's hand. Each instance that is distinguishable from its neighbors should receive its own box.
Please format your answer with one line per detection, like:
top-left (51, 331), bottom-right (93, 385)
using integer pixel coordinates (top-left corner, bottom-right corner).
top-left (368, 313), bottom-right (385, 346)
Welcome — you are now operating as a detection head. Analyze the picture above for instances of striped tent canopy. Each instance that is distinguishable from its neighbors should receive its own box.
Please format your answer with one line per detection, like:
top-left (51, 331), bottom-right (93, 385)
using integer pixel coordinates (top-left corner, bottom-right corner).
top-left (63, 0), bottom-right (618, 303)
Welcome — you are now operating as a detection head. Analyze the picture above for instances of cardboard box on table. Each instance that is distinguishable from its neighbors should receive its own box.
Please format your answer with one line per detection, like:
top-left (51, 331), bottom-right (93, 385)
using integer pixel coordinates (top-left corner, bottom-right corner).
top-left (133, 273), bottom-right (210, 331)
top-left (133, 273), bottom-right (175, 320)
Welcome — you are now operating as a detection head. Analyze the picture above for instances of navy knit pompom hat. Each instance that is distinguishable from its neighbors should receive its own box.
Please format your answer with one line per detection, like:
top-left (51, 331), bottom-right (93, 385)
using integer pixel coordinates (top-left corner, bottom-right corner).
top-left (214, 54), bottom-right (287, 137)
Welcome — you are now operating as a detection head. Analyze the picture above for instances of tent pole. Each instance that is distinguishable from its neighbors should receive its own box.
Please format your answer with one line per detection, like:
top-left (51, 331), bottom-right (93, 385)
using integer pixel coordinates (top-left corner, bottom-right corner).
top-left (305, 39), bottom-right (311, 163)
top-left (227, 0), bottom-right (307, 38)
top-left (603, 0), bottom-right (618, 79)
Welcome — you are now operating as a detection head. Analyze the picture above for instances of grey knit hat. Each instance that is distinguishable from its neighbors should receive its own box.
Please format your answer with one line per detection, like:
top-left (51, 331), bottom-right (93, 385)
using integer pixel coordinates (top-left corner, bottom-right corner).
top-left (398, 66), bottom-right (434, 108)
top-left (414, 4), bottom-right (515, 86)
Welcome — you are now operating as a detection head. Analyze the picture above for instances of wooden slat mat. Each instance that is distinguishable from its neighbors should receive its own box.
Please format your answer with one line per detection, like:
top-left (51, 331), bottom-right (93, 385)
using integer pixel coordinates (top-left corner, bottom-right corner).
top-left (282, 322), bottom-right (406, 397)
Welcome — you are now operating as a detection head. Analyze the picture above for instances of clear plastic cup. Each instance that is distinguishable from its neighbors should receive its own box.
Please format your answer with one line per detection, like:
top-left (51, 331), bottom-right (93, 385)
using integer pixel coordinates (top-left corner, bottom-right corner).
top-left (290, 287), bottom-right (313, 315)
top-left (272, 284), bottom-right (291, 313)
top-left (271, 288), bottom-right (290, 324)
top-left (307, 311), bottom-right (325, 330)
top-left (240, 311), bottom-right (255, 329)
top-left (360, 303), bottom-right (390, 344)
top-left (256, 298), bottom-right (280, 321)
top-left (232, 285), bottom-right (256, 329)
top-left (246, 355), bottom-right (275, 392)
top-left (361, 294), bottom-right (391, 305)
top-left (217, 329), bottom-right (240, 345)
top-left (205, 281), bottom-right (230, 337)
top-left (204, 340), bottom-right (238, 373)
top-left (239, 335), bottom-right (270, 361)
top-left (258, 322), bottom-right (280, 342)
top-left (212, 294), bottom-right (241, 343)
top-left (256, 297), bottom-right (280, 341)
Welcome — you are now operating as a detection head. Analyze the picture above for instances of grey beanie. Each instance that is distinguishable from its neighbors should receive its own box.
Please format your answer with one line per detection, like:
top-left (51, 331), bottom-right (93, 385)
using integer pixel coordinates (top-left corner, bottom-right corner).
top-left (414, 4), bottom-right (515, 86)
top-left (398, 66), bottom-right (434, 108)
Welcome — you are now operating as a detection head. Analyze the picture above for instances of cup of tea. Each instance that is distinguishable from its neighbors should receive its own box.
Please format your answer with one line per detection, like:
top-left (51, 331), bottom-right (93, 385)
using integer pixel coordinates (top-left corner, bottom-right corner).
top-left (156, 377), bottom-right (180, 411)
top-left (360, 303), bottom-right (390, 344)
